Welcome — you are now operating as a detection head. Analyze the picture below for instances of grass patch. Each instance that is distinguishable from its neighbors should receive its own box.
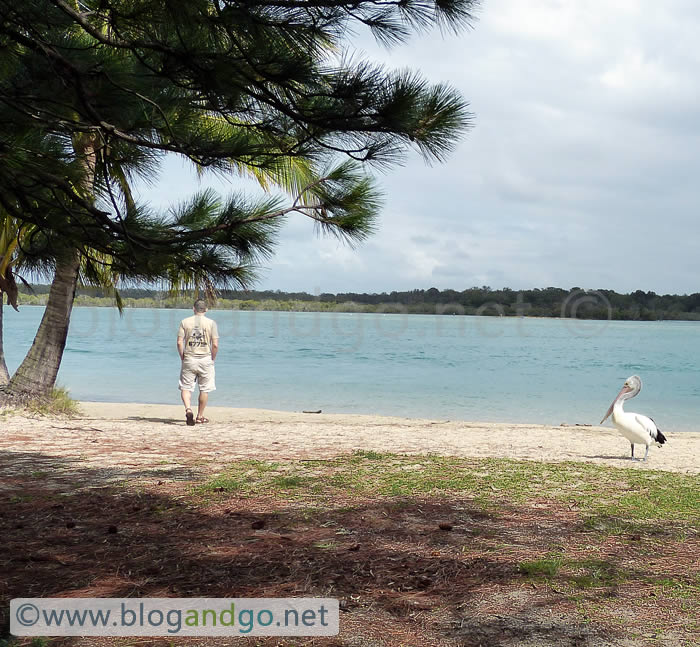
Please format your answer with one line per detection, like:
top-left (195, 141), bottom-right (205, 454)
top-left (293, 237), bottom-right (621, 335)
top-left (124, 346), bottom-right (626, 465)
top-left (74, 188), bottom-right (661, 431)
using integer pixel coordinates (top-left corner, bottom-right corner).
top-left (0, 640), bottom-right (49, 647)
top-left (0, 638), bottom-right (49, 647)
top-left (9, 494), bottom-right (32, 504)
top-left (518, 556), bottom-right (563, 579)
top-left (652, 577), bottom-right (700, 599)
top-left (194, 453), bottom-right (698, 535)
top-left (349, 449), bottom-right (391, 462)
top-left (14, 386), bottom-right (81, 417)
top-left (195, 474), bottom-right (243, 493)
top-left (271, 475), bottom-right (312, 489)
top-left (568, 559), bottom-right (626, 588)
top-left (602, 471), bottom-right (699, 520)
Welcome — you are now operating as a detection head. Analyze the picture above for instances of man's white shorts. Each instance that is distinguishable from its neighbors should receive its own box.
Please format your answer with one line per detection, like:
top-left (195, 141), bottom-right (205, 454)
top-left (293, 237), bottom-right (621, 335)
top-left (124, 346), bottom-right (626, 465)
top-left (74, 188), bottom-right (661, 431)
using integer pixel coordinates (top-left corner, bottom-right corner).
top-left (179, 355), bottom-right (216, 392)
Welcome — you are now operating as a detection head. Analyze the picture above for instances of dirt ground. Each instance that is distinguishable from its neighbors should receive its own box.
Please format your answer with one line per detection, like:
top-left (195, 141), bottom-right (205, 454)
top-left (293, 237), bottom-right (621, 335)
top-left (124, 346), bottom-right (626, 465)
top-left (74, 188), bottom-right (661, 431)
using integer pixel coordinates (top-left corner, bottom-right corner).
top-left (1, 404), bottom-right (698, 646)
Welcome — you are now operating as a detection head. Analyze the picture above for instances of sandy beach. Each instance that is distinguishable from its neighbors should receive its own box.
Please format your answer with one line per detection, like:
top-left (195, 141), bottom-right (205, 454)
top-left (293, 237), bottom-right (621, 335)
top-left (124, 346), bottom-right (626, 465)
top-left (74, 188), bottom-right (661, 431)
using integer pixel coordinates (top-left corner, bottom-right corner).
top-left (2, 401), bottom-right (698, 479)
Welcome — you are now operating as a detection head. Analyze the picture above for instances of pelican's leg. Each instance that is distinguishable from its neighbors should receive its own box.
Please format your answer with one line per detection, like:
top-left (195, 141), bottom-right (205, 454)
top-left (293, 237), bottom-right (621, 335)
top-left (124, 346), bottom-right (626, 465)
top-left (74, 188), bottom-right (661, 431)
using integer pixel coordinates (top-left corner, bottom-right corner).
top-left (630, 443), bottom-right (635, 459)
top-left (643, 445), bottom-right (649, 461)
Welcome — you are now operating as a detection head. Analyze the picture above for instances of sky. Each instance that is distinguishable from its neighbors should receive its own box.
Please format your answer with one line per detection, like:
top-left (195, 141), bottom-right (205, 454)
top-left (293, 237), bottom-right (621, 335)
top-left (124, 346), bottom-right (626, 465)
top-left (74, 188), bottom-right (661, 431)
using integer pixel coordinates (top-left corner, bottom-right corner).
top-left (136, 0), bottom-right (700, 296)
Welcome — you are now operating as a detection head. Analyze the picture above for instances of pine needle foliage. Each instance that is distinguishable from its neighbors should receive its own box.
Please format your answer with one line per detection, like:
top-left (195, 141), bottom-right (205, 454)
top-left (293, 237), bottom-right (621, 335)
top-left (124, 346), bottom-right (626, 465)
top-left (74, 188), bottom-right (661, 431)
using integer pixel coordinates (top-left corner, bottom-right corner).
top-left (0, 0), bottom-right (477, 285)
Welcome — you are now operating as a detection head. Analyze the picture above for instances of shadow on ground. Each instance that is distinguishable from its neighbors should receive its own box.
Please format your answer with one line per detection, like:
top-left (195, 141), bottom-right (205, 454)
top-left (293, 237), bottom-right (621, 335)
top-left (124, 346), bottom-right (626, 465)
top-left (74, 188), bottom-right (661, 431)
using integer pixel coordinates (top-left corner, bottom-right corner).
top-left (1, 451), bottom-right (697, 647)
top-left (126, 416), bottom-right (182, 426)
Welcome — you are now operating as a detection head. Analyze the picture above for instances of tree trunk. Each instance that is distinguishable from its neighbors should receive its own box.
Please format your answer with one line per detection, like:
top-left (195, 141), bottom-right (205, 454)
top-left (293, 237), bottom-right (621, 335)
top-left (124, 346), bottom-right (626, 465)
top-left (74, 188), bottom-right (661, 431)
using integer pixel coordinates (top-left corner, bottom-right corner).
top-left (8, 130), bottom-right (96, 399)
top-left (7, 251), bottom-right (81, 397)
top-left (0, 295), bottom-right (10, 386)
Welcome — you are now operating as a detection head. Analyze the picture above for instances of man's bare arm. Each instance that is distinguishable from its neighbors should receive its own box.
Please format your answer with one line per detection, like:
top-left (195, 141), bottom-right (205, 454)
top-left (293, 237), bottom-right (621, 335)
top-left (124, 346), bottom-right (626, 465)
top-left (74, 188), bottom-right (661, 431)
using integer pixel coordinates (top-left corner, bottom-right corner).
top-left (211, 339), bottom-right (219, 361)
top-left (177, 337), bottom-right (185, 360)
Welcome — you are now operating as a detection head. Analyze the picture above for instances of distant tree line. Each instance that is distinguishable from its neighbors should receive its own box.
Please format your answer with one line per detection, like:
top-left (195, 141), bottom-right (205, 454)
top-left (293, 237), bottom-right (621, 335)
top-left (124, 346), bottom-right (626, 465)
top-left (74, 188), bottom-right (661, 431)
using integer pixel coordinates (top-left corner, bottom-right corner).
top-left (15, 285), bottom-right (700, 321)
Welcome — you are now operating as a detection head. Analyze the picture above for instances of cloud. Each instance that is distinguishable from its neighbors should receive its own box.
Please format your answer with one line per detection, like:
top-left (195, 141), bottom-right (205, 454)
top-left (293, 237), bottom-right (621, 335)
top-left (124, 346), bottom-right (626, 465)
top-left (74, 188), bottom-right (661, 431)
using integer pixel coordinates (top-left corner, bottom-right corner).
top-left (137, 0), bottom-right (700, 295)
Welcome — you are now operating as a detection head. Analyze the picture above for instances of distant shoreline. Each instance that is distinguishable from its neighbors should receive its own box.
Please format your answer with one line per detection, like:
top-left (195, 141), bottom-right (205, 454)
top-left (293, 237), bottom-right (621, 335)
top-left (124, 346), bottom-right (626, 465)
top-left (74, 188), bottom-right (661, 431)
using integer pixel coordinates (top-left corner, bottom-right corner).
top-left (13, 298), bottom-right (700, 322)
top-left (16, 282), bottom-right (700, 321)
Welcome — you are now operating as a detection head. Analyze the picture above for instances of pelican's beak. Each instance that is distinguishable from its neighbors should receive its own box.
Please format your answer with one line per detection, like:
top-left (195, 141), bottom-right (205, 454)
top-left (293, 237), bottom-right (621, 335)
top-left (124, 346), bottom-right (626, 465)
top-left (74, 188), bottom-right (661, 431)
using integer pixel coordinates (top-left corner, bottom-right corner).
top-left (600, 384), bottom-right (633, 424)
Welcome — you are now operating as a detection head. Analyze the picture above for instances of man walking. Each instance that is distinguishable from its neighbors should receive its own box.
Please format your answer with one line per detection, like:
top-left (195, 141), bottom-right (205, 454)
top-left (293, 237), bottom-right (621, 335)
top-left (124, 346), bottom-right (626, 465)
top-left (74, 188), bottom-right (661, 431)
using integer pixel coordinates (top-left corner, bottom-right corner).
top-left (177, 299), bottom-right (219, 425)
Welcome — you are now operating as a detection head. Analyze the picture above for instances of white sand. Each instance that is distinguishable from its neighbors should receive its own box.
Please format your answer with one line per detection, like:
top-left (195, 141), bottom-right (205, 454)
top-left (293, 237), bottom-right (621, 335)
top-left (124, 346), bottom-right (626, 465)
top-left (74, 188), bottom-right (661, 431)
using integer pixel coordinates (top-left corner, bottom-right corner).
top-left (1, 401), bottom-right (698, 476)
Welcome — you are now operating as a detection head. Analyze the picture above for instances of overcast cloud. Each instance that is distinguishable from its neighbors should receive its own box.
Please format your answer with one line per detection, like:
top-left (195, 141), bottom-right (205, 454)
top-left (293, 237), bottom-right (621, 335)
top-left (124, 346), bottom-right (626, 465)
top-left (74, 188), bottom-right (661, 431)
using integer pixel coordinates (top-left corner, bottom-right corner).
top-left (137, 0), bottom-right (700, 295)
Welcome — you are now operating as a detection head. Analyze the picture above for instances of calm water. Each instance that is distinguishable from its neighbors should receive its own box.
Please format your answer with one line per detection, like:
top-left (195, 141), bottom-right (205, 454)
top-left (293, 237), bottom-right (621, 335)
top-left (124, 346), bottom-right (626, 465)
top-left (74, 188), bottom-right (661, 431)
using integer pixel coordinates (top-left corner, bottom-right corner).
top-left (4, 307), bottom-right (700, 431)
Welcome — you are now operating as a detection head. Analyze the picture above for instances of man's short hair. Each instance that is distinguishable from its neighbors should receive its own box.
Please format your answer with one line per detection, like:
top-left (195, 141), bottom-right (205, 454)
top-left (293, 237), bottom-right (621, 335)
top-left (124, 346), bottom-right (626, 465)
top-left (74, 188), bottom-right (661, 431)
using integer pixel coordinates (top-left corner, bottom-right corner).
top-left (193, 299), bottom-right (208, 313)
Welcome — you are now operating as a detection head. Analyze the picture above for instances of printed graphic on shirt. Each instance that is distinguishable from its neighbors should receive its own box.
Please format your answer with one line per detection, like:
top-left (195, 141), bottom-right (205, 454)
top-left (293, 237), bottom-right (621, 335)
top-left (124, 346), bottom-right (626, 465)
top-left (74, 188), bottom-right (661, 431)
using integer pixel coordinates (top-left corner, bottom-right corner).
top-left (178, 315), bottom-right (218, 357)
top-left (188, 326), bottom-right (208, 349)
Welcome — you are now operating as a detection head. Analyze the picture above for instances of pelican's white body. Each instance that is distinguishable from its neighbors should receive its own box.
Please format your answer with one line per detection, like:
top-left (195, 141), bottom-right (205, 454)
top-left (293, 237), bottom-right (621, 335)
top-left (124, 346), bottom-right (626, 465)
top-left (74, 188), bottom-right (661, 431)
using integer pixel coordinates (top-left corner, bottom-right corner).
top-left (611, 403), bottom-right (659, 448)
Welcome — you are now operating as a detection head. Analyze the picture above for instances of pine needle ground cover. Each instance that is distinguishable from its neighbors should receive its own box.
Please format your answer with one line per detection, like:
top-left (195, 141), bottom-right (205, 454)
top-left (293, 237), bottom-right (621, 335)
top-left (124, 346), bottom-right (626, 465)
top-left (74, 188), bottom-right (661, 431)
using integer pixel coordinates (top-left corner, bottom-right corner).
top-left (1, 452), bottom-right (698, 647)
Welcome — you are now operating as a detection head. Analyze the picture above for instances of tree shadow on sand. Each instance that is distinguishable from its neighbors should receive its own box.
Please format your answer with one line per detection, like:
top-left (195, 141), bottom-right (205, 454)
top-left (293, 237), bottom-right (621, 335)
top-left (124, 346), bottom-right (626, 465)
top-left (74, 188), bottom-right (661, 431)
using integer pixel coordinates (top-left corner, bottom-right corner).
top-left (126, 416), bottom-right (182, 426)
top-left (1, 451), bottom-right (696, 647)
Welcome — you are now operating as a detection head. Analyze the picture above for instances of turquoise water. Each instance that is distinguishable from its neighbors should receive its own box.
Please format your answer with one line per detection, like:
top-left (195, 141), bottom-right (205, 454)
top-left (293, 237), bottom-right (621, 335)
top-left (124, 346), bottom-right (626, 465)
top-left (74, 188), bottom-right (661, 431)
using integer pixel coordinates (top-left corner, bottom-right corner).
top-left (4, 307), bottom-right (700, 431)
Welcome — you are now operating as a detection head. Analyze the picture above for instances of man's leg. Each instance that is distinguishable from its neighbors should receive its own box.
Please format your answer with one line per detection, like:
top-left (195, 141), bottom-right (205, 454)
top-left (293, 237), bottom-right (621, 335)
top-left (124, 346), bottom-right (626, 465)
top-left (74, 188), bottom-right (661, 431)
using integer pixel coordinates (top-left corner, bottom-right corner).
top-left (195, 357), bottom-right (214, 422)
top-left (181, 390), bottom-right (196, 425)
top-left (179, 358), bottom-right (197, 425)
top-left (197, 391), bottom-right (209, 421)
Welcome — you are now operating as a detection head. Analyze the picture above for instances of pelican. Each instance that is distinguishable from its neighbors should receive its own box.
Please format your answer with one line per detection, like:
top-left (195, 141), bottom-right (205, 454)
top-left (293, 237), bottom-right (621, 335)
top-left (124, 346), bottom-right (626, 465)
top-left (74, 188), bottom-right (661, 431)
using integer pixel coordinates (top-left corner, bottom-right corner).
top-left (600, 375), bottom-right (667, 461)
